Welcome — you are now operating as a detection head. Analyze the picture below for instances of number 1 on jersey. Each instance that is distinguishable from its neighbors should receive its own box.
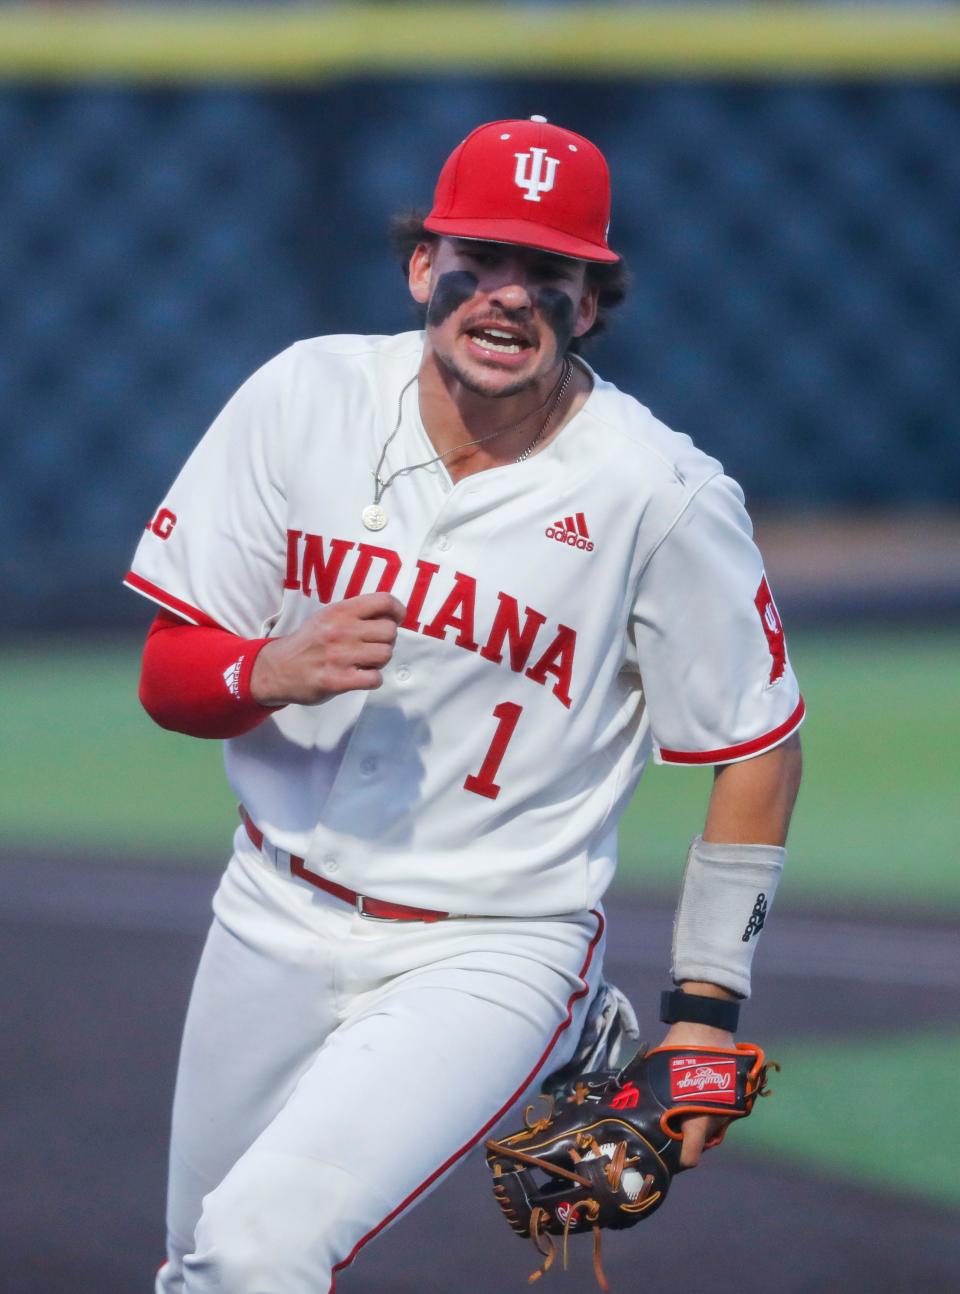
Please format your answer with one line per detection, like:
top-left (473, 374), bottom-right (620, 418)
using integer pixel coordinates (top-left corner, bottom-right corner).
top-left (463, 702), bottom-right (523, 801)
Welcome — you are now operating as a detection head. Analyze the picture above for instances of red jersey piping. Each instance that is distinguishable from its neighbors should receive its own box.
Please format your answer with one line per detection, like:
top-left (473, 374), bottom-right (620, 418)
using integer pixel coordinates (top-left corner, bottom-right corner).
top-left (659, 696), bottom-right (805, 766)
top-left (123, 571), bottom-right (222, 629)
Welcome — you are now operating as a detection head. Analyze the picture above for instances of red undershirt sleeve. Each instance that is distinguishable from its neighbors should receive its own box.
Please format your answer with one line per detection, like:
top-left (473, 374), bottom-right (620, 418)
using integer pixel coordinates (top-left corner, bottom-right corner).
top-left (139, 610), bottom-right (284, 739)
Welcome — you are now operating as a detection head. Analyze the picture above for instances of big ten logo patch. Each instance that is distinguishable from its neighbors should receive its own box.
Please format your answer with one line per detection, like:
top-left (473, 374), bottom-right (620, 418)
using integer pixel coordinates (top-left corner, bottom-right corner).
top-left (669, 1056), bottom-right (737, 1105)
top-left (147, 507), bottom-right (177, 540)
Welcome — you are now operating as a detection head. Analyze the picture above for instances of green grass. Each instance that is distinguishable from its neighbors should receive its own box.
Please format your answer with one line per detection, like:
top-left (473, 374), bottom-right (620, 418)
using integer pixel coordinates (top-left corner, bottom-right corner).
top-left (0, 640), bottom-right (236, 862)
top-left (619, 628), bottom-right (960, 907)
top-left (729, 1029), bottom-right (960, 1209)
top-left (1, 630), bottom-right (958, 908)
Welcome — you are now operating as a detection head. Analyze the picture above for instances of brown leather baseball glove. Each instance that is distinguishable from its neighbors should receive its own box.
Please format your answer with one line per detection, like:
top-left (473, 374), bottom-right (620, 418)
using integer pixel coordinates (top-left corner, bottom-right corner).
top-left (486, 1042), bottom-right (776, 1290)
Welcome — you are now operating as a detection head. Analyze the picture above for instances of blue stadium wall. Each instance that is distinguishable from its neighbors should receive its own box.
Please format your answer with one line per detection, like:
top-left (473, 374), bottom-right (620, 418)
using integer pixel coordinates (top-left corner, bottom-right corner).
top-left (1, 79), bottom-right (958, 630)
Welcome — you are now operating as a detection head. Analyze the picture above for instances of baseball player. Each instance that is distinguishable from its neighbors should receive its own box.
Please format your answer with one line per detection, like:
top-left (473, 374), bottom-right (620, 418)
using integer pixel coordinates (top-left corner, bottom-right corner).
top-left (126, 117), bottom-right (803, 1294)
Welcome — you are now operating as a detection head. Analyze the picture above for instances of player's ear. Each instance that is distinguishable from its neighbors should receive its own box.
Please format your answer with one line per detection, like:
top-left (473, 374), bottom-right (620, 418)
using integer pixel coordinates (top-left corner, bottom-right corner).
top-left (572, 282), bottom-right (599, 339)
top-left (408, 242), bottom-right (435, 305)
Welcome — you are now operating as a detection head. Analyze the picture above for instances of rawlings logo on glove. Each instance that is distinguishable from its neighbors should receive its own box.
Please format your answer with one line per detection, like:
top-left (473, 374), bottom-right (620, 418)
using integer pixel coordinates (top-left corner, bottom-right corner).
top-left (669, 1054), bottom-right (737, 1101)
top-left (486, 1042), bottom-right (775, 1290)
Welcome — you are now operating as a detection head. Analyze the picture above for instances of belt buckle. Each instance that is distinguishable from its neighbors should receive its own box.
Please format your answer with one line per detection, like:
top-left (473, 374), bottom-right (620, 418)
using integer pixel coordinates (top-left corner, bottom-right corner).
top-left (355, 894), bottom-right (399, 922)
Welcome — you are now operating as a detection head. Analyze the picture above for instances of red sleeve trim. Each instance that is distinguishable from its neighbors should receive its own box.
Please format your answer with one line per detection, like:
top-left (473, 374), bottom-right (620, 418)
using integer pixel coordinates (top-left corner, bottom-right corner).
top-left (659, 696), bottom-right (805, 766)
top-left (123, 570), bottom-right (222, 630)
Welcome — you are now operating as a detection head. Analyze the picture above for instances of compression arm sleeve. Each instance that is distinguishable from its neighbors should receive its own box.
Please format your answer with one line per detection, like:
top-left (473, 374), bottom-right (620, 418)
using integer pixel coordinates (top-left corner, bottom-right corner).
top-left (139, 610), bottom-right (282, 739)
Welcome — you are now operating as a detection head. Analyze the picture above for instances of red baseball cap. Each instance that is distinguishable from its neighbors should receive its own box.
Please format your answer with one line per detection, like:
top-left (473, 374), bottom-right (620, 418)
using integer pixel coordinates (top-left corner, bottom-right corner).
top-left (424, 116), bottom-right (619, 264)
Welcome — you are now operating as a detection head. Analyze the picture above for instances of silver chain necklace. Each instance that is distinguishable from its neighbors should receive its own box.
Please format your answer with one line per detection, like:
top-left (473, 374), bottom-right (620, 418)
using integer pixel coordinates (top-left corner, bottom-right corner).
top-left (361, 359), bottom-right (573, 532)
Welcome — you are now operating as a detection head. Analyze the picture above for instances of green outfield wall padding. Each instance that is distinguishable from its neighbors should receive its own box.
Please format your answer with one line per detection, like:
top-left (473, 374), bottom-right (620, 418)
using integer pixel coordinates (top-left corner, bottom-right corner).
top-left (2, 5), bottom-right (960, 82)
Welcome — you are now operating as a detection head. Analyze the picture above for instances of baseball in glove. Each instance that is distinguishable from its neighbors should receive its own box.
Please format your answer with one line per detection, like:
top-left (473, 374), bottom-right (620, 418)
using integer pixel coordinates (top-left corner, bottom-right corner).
top-left (486, 1042), bottom-right (776, 1290)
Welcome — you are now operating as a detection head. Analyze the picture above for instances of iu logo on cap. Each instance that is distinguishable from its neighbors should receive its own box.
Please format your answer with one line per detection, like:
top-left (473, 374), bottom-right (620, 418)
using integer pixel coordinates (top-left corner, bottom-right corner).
top-left (514, 147), bottom-right (559, 202)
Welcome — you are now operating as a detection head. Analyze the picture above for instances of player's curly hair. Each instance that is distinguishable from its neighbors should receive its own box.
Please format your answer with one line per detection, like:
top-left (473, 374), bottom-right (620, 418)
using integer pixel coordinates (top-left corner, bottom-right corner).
top-left (389, 211), bottom-right (630, 351)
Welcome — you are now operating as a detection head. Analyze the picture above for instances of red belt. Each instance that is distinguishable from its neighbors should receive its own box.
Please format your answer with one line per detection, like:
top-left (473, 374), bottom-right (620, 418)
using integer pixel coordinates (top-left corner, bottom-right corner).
top-left (239, 807), bottom-right (449, 922)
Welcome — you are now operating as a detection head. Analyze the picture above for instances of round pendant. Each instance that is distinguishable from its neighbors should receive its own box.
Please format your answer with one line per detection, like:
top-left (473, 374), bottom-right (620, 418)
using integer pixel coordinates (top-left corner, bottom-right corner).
top-left (361, 503), bottom-right (388, 532)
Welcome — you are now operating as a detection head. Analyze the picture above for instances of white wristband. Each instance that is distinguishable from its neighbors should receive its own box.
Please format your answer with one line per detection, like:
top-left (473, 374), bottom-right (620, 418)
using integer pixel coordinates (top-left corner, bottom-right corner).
top-left (671, 834), bottom-right (785, 1000)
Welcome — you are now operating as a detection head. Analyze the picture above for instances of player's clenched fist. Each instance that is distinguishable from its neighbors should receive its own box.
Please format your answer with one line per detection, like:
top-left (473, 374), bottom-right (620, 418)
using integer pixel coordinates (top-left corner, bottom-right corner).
top-left (251, 593), bottom-right (407, 706)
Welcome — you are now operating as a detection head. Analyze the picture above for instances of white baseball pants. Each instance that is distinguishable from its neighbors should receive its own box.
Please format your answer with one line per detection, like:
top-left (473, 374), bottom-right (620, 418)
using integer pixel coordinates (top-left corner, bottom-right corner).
top-left (154, 841), bottom-right (605, 1294)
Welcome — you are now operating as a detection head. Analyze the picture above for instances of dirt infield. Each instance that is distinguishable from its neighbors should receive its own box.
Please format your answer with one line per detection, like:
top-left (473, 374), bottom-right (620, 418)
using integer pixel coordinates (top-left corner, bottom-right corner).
top-left (2, 854), bottom-right (958, 1294)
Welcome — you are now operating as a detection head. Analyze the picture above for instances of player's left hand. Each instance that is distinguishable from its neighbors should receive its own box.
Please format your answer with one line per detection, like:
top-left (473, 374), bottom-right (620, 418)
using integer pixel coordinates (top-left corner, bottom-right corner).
top-left (487, 1035), bottom-right (774, 1290)
top-left (657, 1020), bottom-right (736, 1169)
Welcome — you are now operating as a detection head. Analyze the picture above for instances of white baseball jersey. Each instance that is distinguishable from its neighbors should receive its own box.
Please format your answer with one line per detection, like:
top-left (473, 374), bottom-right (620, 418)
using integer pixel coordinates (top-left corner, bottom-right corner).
top-left (126, 331), bottom-right (804, 917)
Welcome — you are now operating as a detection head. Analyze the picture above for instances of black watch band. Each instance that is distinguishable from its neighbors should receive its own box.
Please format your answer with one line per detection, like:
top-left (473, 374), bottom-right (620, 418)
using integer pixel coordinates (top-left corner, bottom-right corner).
top-left (660, 989), bottom-right (740, 1033)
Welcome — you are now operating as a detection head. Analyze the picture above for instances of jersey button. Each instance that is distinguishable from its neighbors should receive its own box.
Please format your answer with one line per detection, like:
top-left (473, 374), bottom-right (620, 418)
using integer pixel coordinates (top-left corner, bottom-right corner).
top-left (360, 756), bottom-right (378, 775)
top-left (323, 856), bottom-right (339, 873)
top-left (396, 666), bottom-right (411, 684)
top-left (437, 534), bottom-right (451, 551)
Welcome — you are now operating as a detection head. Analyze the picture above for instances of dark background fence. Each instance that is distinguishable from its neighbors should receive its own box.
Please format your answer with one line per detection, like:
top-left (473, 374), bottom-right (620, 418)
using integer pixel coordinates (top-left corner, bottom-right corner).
top-left (2, 76), bottom-right (958, 629)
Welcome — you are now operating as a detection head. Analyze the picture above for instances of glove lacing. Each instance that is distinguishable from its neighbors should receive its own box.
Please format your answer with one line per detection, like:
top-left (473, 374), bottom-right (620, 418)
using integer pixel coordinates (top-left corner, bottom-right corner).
top-left (528, 1199), bottom-right (607, 1291)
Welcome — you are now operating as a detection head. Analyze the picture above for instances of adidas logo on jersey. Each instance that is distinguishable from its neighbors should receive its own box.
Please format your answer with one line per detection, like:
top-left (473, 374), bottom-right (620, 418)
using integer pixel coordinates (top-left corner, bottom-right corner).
top-left (545, 512), bottom-right (594, 552)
